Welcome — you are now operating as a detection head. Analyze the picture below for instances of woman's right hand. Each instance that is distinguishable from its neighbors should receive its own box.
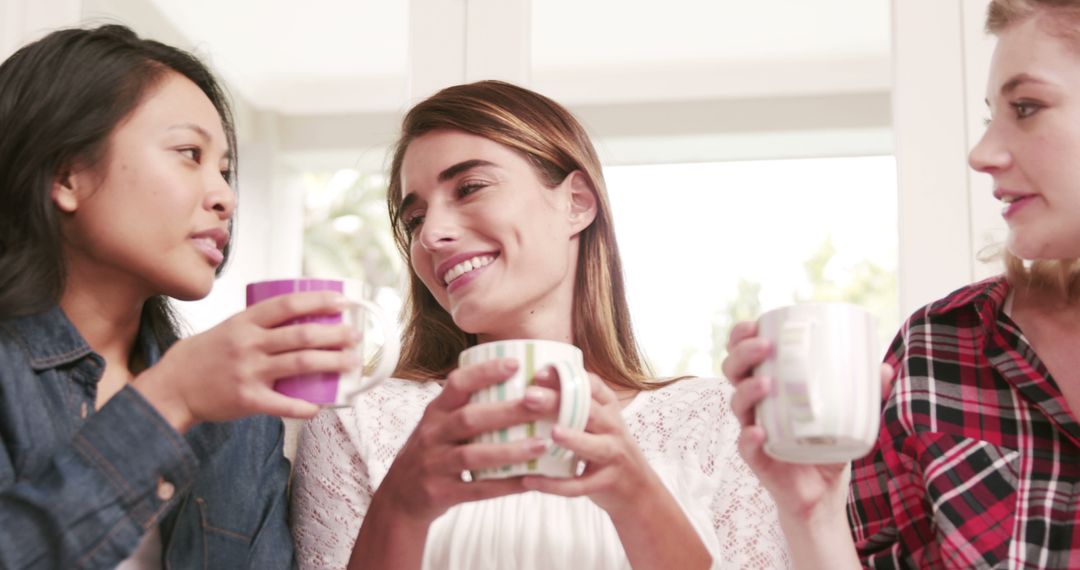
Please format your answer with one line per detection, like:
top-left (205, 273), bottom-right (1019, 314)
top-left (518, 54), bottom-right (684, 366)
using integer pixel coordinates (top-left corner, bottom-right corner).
top-left (373, 358), bottom-right (558, 526)
top-left (722, 321), bottom-right (893, 523)
top-left (134, 291), bottom-right (360, 432)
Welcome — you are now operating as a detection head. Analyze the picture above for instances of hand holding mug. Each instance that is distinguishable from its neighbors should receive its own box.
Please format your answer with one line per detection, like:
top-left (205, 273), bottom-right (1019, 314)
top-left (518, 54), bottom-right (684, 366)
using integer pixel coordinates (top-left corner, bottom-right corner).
top-left (373, 357), bottom-right (563, 525)
top-left (722, 305), bottom-right (893, 522)
top-left (245, 278), bottom-right (399, 407)
top-left (522, 372), bottom-right (665, 520)
top-left (135, 290), bottom-right (358, 432)
top-left (459, 339), bottom-right (592, 480)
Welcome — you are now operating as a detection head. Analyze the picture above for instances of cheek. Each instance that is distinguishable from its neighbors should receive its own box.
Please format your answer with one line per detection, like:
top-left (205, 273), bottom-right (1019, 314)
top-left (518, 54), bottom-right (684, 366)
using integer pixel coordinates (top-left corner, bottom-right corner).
top-left (409, 246), bottom-right (438, 289)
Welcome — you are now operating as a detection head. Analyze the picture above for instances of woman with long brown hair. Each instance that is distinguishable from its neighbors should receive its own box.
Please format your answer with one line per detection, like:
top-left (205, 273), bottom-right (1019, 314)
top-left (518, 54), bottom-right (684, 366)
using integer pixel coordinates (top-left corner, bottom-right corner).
top-left (291, 81), bottom-right (789, 569)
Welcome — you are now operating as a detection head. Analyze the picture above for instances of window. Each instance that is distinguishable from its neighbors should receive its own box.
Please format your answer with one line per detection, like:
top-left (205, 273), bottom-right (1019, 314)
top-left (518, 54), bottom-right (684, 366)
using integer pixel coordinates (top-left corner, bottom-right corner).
top-left (606, 156), bottom-right (898, 377)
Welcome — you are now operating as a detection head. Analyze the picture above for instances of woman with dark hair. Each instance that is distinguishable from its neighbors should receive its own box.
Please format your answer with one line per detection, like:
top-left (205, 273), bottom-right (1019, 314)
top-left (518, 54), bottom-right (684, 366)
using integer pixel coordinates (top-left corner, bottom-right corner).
top-left (0, 25), bottom-right (357, 567)
top-left (290, 81), bottom-right (790, 569)
top-left (724, 0), bottom-right (1080, 567)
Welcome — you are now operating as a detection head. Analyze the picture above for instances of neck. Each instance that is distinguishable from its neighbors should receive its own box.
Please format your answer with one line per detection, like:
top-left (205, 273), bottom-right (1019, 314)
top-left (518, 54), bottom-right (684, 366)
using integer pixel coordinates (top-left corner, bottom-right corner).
top-left (475, 295), bottom-right (576, 345)
top-left (1011, 284), bottom-right (1080, 330)
top-left (60, 259), bottom-right (149, 369)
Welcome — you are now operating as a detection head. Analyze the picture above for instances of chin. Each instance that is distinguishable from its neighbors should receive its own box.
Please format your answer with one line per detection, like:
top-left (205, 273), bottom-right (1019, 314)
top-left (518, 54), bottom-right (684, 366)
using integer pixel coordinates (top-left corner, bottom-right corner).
top-left (1007, 234), bottom-right (1080, 261)
top-left (449, 304), bottom-right (496, 335)
top-left (167, 279), bottom-right (215, 302)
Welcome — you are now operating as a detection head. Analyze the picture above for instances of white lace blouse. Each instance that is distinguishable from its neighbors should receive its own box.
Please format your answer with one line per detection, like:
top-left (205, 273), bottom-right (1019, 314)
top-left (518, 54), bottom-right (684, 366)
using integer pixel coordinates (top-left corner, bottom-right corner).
top-left (290, 376), bottom-right (790, 569)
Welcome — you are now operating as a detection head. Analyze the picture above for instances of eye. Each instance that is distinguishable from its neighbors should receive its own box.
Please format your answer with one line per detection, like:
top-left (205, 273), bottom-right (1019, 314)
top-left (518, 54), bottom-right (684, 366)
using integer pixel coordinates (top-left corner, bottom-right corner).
top-left (178, 147), bottom-right (202, 162)
top-left (1011, 100), bottom-right (1042, 119)
top-left (457, 181), bottom-right (486, 197)
top-left (403, 211), bottom-right (425, 235)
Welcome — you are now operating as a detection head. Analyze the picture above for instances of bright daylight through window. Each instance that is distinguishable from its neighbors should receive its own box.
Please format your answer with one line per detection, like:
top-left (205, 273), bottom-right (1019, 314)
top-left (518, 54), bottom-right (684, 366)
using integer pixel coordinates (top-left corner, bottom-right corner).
top-left (303, 155), bottom-right (899, 379)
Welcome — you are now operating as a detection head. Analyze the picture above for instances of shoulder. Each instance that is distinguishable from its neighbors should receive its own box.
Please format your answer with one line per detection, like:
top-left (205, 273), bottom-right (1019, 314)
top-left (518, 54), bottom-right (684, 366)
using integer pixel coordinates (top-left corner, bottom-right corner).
top-left (887, 276), bottom-right (1007, 362)
top-left (637, 376), bottom-right (733, 413)
top-left (0, 319), bottom-right (29, 367)
top-left (347, 377), bottom-right (442, 419)
top-left (303, 378), bottom-right (440, 449)
top-left (625, 377), bottom-right (739, 451)
top-left (904, 275), bottom-right (1007, 329)
top-left (0, 308), bottom-right (94, 371)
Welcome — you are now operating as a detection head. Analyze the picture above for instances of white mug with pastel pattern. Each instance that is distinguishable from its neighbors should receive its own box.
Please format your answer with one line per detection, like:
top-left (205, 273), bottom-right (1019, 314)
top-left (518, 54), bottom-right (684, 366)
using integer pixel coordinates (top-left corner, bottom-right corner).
top-left (754, 302), bottom-right (881, 464)
top-left (460, 339), bottom-right (592, 479)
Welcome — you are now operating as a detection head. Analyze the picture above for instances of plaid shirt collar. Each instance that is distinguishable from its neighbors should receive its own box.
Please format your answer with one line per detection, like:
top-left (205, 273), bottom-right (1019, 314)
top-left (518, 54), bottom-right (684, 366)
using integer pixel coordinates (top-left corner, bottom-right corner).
top-left (950, 276), bottom-right (1080, 448)
top-left (851, 275), bottom-right (1080, 569)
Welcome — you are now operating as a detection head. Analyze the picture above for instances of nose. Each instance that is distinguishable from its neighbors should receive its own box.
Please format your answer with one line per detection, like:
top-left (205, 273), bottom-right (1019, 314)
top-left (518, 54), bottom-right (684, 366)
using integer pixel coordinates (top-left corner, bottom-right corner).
top-left (204, 173), bottom-right (237, 220)
top-left (968, 122), bottom-right (1011, 174)
top-left (416, 204), bottom-right (460, 252)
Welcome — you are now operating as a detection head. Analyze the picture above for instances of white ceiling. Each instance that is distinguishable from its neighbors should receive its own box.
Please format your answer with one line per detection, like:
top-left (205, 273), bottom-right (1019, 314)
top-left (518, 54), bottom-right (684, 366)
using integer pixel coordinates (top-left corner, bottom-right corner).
top-left (141, 0), bottom-right (891, 115)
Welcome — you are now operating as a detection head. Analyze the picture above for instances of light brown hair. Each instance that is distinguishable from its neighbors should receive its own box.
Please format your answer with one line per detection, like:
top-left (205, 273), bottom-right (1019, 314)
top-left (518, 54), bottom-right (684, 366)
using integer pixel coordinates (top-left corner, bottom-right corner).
top-left (386, 80), bottom-right (658, 389)
top-left (986, 0), bottom-right (1080, 302)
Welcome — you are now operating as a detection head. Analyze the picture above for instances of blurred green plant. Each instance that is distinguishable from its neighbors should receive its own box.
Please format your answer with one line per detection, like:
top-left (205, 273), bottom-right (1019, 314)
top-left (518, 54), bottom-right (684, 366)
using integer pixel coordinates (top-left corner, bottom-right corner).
top-left (302, 170), bottom-right (403, 289)
top-left (704, 234), bottom-right (898, 377)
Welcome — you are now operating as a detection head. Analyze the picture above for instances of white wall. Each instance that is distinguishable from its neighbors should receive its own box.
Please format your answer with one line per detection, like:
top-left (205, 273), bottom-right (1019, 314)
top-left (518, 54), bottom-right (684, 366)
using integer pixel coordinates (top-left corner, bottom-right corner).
top-left (0, 0), bottom-right (80, 58)
top-left (1, 0), bottom-right (1007, 331)
top-left (891, 0), bottom-right (1003, 316)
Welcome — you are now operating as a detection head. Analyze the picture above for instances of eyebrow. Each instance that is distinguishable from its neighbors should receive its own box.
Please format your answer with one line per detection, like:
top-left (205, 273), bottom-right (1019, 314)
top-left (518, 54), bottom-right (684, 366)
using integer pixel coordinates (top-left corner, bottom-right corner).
top-left (169, 123), bottom-right (233, 161)
top-left (1000, 73), bottom-right (1050, 95)
top-left (438, 159), bottom-right (497, 182)
top-left (398, 159), bottom-right (498, 212)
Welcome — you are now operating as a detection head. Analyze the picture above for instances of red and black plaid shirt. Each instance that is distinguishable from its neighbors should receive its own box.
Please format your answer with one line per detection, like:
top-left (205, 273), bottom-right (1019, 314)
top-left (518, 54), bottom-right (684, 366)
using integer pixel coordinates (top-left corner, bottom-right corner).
top-left (848, 276), bottom-right (1080, 569)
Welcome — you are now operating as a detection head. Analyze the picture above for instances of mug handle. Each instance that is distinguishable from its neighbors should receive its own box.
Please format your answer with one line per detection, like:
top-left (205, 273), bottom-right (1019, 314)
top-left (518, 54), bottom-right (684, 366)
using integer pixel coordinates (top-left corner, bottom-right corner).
top-left (776, 319), bottom-right (819, 423)
top-left (547, 360), bottom-right (592, 461)
top-left (342, 298), bottom-right (401, 398)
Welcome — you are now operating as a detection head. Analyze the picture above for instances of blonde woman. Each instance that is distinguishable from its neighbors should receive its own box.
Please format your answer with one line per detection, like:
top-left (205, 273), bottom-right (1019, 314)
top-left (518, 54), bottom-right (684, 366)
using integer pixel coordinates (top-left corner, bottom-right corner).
top-left (291, 81), bottom-right (790, 569)
top-left (724, 1), bottom-right (1080, 567)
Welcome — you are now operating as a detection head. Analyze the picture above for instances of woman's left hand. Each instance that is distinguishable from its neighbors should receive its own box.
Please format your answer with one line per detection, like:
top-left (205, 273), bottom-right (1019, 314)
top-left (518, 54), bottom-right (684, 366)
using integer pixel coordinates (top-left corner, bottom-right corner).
top-left (522, 371), bottom-right (712, 568)
top-left (520, 372), bottom-right (657, 518)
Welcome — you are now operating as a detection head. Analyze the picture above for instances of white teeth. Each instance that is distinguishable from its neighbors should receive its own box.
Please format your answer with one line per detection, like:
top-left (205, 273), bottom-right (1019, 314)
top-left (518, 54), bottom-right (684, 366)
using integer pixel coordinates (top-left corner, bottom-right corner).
top-left (193, 237), bottom-right (217, 250)
top-left (443, 255), bottom-right (495, 285)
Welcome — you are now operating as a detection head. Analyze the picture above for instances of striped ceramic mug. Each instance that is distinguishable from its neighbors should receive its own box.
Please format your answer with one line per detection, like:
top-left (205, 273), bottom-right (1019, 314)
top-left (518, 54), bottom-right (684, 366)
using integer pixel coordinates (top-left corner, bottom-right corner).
top-left (459, 339), bottom-right (592, 479)
top-left (754, 302), bottom-right (881, 464)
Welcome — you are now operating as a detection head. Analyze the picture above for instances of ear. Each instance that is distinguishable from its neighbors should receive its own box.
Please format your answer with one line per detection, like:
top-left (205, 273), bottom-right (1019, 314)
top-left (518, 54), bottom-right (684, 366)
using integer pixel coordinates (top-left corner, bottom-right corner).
top-left (564, 170), bottom-right (598, 235)
top-left (51, 168), bottom-right (82, 213)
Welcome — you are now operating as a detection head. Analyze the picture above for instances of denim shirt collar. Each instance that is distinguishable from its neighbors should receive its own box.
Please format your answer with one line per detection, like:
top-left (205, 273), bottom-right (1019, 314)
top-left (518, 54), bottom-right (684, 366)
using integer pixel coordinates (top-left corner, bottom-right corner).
top-left (4, 307), bottom-right (94, 371)
top-left (3, 306), bottom-right (164, 373)
top-left (6, 306), bottom-right (233, 469)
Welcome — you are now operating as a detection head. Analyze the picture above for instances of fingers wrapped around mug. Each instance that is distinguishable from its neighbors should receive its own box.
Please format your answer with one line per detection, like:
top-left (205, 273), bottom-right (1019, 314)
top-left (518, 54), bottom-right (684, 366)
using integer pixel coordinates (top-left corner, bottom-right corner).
top-left (520, 374), bottom-right (652, 514)
top-left (729, 374), bottom-right (773, 428)
top-left (720, 326), bottom-right (772, 385)
top-left (432, 357), bottom-right (519, 411)
top-left (377, 359), bottom-right (559, 522)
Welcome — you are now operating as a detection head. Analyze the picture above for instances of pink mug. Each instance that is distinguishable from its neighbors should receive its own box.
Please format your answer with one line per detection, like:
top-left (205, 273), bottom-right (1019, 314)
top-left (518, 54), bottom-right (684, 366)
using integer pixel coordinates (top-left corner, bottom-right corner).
top-left (246, 278), bottom-right (399, 407)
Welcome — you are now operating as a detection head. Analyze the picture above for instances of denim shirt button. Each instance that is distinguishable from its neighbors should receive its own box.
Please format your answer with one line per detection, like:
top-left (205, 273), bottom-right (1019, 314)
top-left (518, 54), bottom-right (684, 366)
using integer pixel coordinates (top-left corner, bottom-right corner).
top-left (79, 402), bottom-right (88, 419)
top-left (156, 478), bottom-right (176, 501)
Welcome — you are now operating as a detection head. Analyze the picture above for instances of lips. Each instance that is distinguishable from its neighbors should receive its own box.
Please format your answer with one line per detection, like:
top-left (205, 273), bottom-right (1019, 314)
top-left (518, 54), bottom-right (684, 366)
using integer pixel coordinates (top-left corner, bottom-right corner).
top-left (435, 251), bottom-right (499, 287)
top-left (190, 227), bottom-right (229, 265)
top-left (993, 188), bottom-right (1037, 220)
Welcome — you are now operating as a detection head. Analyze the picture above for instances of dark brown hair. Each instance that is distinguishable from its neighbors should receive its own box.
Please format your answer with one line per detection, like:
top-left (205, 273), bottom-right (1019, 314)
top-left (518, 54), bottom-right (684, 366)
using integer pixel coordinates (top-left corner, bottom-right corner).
top-left (0, 24), bottom-right (237, 346)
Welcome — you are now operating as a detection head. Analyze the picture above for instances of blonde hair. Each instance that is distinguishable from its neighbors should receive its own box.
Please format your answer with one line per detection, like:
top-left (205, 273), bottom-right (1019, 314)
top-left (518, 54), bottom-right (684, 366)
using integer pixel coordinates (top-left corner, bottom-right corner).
top-left (987, 0), bottom-right (1080, 45)
top-left (986, 0), bottom-right (1080, 303)
top-left (386, 80), bottom-right (658, 389)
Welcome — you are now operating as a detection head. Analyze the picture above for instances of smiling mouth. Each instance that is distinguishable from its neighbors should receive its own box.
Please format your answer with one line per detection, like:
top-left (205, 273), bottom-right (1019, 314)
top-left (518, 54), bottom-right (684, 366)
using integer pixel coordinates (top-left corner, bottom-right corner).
top-left (442, 255), bottom-right (496, 285)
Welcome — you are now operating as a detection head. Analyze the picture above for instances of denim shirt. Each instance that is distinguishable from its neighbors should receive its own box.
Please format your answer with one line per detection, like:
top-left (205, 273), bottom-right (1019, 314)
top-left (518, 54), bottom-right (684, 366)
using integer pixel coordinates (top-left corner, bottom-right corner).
top-left (0, 307), bottom-right (296, 569)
